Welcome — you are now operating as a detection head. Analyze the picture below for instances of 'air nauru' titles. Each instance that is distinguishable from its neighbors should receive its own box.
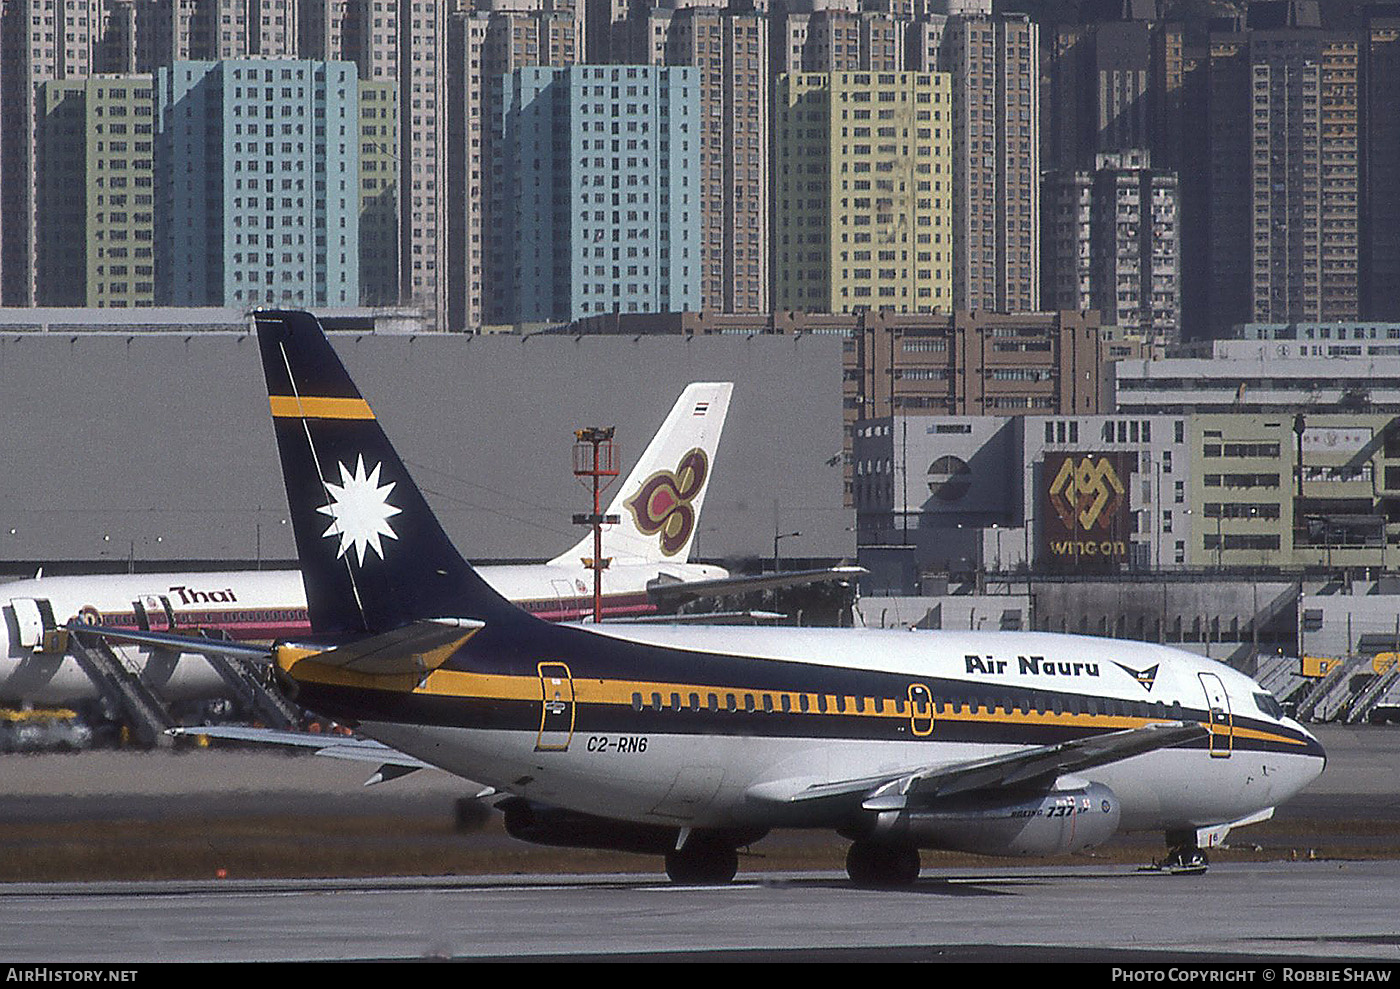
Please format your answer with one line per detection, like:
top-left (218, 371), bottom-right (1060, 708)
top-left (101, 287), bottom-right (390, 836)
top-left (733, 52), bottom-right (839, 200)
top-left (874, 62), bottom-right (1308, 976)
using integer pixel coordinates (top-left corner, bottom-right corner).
top-left (964, 654), bottom-right (1101, 678)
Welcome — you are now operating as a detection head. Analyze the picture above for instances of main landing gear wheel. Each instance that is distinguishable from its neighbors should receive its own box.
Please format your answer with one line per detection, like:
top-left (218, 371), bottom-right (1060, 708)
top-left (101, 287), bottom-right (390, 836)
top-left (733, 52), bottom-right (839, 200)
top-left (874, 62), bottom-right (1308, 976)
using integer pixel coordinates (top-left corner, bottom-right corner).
top-left (845, 841), bottom-right (921, 888)
top-left (665, 840), bottom-right (739, 885)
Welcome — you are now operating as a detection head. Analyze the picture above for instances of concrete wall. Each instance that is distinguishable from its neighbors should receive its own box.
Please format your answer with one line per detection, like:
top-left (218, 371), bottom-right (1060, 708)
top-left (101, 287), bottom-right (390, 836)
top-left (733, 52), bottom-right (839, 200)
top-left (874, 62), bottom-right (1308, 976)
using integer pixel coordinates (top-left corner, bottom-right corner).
top-left (0, 331), bottom-right (850, 569)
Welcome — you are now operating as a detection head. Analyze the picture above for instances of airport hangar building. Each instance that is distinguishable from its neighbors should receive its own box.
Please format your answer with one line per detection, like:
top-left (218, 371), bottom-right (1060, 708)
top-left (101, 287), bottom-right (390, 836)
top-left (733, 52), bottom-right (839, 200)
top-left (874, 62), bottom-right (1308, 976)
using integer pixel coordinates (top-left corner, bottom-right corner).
top-left (0, 308), bottom-right (853, 576)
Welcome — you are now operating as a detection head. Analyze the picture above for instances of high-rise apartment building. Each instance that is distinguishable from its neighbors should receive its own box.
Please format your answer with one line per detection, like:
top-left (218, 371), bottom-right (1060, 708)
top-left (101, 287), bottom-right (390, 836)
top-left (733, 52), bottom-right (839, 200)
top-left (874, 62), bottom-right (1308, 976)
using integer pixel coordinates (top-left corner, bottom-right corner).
top-left (775, 5), bottom-right (906, 76)
top-left (77, 75), bottom-right (156, 308)
top-left (1250, 30), bottom-right (1360, 324)
top-left (453, 0), bottom-right (583, 331)
top-left (1, 0), bottom-right (114, 305)
top-left (489, 64), bottom-right (700, 324)
top-left (4, 0), bottom-right (442, 315)
top-left (147, 0), bottom-right (298, 64)
top-left (774, 70), bottom-right (952, 314)
top-left (35, 69), bottom-right (388, 309)
top-left (641, 4), bottom-right (768, 313)
top-left (1043, 149), bottom-right (1180, 345)
top-left (154, 59), bottom-right (359, 308)
top-left (1362, 5), bottom-right (1400, 319)
top-left (1039, 1), bottom-right (1184, 174)
top-left (917, 9), bottom-right (1038, 313)
top-left (358, 79), bottom-right (399, 306)
top-left (1180, 17), bottom-right (1360, 333)
top-left (299, 0), bottom-right (447, 321)
top-left (36, 79), bottom-right (89, 306)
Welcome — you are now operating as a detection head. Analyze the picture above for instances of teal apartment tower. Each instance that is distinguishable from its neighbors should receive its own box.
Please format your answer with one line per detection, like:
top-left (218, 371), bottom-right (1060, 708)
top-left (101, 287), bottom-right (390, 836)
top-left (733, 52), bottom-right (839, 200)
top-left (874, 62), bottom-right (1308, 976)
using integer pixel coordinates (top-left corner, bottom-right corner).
top-left (489, 64), bottom-right (700, 325)
top-left (155, 59), bottom-right (359, 308)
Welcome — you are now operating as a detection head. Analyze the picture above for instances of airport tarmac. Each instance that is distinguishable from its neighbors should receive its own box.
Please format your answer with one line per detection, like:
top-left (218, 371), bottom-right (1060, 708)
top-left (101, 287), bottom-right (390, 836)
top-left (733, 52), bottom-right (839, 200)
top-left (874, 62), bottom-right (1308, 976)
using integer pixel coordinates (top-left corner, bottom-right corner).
top-left (0, 725), bottom-right (1397, 962)
top-left (1, 863), bottom-right (1398, 962)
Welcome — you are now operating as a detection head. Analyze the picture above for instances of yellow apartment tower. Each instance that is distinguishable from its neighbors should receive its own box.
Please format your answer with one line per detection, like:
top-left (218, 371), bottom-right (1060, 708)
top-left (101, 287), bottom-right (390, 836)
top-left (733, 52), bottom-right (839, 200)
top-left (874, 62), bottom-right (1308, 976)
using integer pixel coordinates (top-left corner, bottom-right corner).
top-left (775, 70), bottom-right (951, 314)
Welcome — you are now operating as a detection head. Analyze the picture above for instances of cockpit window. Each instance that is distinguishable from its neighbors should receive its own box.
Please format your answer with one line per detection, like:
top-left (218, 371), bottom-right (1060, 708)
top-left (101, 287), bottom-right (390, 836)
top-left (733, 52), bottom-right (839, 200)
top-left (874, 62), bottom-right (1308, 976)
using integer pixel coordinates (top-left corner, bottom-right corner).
top-left (1254, 691), bottom-right (1284, 719)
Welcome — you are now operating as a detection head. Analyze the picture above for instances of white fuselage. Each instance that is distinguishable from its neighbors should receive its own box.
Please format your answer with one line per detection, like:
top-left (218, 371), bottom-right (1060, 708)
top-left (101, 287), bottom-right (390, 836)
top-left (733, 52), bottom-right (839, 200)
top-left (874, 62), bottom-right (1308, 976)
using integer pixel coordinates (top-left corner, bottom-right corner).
top-left (0, 560), bottom-right (726, 704)
top-left (332, 626), bottom-right (1325, 838)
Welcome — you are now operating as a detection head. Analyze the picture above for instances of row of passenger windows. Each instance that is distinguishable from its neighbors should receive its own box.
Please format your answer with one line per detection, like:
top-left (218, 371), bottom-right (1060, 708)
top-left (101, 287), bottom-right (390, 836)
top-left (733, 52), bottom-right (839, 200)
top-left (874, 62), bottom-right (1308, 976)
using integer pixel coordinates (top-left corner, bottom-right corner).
top-left (629, 690), bottom-right (1184, 720)
top-left (97, 609), bottom-right (306, 626)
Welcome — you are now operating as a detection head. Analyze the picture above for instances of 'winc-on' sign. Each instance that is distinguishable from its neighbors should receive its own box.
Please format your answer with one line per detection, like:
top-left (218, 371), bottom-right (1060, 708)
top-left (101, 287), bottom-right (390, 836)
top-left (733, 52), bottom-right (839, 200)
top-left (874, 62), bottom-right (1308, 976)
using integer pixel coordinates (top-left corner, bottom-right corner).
top-left (1041, 452), bottom-right (1134, 571)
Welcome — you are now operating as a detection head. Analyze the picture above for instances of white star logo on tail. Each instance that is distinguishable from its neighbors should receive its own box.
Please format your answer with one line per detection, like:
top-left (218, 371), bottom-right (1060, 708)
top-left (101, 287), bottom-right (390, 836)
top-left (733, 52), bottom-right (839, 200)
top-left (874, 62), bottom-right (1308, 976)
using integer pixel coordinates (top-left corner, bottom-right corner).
top-left (318, 455), bottom-right (402, 565)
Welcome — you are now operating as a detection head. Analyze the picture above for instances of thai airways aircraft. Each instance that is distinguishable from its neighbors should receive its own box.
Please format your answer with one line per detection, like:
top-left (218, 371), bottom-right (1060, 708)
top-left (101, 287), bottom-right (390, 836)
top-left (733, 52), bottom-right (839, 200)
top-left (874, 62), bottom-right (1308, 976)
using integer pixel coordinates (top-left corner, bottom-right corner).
top-left (3, 378), bottom-right (853, 707)
top-left (118, 308), bottom-right (1323, 887)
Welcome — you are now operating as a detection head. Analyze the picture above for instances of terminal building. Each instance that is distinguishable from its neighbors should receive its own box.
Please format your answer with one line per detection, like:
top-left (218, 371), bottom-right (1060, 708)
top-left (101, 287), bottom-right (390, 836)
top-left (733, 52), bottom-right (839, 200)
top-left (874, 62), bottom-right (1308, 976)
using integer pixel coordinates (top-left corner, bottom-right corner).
top-left (851, 408), bottom-right (1400, 719)
top-left (853, 410), bottom-right (1400, 580)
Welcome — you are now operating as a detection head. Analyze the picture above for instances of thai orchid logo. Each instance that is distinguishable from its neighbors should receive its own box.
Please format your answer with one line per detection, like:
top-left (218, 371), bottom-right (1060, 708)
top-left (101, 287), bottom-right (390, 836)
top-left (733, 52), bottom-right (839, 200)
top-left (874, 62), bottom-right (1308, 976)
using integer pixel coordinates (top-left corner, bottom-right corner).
top-left (625, 448), bottom-right (709, 557)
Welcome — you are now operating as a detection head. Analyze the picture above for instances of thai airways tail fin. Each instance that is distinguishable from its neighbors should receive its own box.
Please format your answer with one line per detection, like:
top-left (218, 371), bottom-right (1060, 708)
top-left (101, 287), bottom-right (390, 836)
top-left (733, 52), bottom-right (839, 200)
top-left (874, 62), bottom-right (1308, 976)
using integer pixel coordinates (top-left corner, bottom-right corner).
top-left (548, 382), bottom-right (733, 568)
top-left (254, 309), bottom-right (523, 637)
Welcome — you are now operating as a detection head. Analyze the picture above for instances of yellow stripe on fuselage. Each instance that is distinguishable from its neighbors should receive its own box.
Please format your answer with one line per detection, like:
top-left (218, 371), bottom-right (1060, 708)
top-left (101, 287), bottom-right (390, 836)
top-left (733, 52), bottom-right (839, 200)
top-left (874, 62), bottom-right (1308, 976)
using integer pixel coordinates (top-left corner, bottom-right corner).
top-left (268, 395), bottom-right (376, 420)
top-left (277, 658), bottom-right (1310, 749)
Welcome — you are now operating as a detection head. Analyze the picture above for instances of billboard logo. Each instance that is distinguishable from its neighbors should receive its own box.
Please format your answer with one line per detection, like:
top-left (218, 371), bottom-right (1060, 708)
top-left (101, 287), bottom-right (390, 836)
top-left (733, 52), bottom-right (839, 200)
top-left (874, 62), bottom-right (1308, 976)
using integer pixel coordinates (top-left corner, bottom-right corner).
top-left (1043, 453), bottom-right (1133, 570)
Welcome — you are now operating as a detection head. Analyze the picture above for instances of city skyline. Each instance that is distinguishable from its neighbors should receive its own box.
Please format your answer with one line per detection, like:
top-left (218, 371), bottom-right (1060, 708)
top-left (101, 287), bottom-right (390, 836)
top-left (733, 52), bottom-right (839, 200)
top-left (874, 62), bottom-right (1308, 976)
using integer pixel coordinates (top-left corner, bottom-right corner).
top-left (2, 0), bottom-right (1399, 338)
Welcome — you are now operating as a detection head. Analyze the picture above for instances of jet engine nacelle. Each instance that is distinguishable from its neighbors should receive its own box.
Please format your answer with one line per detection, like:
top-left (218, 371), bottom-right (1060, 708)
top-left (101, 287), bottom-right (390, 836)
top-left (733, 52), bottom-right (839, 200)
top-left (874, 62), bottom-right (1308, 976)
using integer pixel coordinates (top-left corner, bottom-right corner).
top-left (499, 797), bottom-right (767, 855)
top-left (847, 782), bottom-right (1121, 857)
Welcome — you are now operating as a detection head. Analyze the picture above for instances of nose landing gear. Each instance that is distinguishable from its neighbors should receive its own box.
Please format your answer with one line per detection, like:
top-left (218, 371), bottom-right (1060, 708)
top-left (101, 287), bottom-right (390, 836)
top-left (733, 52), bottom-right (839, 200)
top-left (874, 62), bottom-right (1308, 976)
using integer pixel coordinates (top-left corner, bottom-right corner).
top-left (1141, 831), bottom-right (1209, 875)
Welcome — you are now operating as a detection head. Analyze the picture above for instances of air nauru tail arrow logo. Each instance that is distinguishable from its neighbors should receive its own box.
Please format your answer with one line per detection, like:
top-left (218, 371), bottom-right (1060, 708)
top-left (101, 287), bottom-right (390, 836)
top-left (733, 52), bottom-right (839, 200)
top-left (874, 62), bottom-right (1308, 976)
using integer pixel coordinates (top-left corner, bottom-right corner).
top-left (318, 455), bottom-right (402, 565)
top-left (1114, 661), bottom-right (1160, 693)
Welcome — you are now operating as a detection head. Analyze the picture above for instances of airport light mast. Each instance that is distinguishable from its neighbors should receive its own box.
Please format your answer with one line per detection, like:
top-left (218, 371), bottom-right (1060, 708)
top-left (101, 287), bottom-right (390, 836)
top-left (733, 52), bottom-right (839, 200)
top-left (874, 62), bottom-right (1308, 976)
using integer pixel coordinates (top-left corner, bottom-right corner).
top-left (572, 426), bottom-right (620, 623)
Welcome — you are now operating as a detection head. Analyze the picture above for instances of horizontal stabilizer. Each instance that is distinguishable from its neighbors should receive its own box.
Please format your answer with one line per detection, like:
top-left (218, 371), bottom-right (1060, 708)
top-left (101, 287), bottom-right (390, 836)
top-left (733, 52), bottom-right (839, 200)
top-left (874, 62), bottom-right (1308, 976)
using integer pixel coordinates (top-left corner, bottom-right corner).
top-left (168, 724), bottom-right (433, 770)
top-left (283, 619), bottom-right (484, 677)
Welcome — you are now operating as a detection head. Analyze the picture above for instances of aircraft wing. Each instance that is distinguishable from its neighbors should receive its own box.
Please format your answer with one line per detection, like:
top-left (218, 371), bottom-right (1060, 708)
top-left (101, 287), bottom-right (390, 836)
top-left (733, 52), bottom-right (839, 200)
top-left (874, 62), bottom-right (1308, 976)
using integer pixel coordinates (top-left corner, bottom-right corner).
top-left (647, 566), bottom-right (867, 603)
top-left (602, 610), bottom-right (789, 625)
top-left (65, 622), bottom-right (274, 661)
top-left (746, 721), bottom-right (1209, 811)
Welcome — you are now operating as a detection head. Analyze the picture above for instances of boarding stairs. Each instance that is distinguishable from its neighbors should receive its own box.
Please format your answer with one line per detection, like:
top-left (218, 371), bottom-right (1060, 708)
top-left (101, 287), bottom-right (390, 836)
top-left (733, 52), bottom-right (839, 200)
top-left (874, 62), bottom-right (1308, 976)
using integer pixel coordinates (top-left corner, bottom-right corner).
top-left (1344, 665), bottom-right (1400, 724)
top-left (1292, 660), bottom-right (1354, 723)
top-left (196, 630), bottom-right (302, 730)
top-left (1253, 654), bottom-right (1313, 708)
top-left (68, 629), bottom-right (175, 748)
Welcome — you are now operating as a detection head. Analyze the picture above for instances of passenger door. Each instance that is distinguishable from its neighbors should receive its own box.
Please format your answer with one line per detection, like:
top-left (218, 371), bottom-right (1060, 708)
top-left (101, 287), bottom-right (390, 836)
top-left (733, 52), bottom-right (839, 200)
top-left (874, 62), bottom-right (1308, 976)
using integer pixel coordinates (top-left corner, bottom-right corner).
top-left (535, 662), bottom-right (576, 752)
top-left (908, 682), bottom-right (934, 737)
top-left (1198, 672), bottom-right (1233, 758)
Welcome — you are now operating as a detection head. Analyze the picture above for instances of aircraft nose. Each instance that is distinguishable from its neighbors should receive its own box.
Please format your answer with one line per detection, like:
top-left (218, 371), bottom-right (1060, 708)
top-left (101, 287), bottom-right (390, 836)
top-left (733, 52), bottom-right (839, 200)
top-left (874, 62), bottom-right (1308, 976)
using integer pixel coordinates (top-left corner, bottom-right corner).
top-left (1286, 722), bottom-right (1327, 795)
top-left (1302, 723), bottom-right (1327, 776)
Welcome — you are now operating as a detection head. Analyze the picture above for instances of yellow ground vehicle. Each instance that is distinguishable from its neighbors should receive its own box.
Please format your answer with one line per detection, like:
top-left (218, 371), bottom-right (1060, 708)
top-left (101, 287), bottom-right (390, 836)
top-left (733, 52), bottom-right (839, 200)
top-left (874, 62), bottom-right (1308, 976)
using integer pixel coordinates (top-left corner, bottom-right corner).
top-left (0, 708), bottom-right (93, 752)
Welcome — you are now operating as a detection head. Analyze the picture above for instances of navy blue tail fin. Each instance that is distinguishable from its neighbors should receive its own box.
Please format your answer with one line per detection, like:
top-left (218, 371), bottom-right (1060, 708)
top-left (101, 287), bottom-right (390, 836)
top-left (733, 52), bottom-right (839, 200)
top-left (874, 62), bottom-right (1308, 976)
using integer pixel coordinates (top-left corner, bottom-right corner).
top-left (255, 309), bottom-right (523, 636)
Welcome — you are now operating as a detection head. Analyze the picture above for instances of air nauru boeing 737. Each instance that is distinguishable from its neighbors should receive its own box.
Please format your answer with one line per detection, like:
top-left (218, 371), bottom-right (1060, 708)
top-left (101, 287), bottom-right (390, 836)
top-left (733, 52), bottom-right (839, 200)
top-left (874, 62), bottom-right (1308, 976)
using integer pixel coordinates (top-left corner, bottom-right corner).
top-left (164, 309), bottom-right (1325, 887)
top-left (4, 379), bottom-right (856, 707)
